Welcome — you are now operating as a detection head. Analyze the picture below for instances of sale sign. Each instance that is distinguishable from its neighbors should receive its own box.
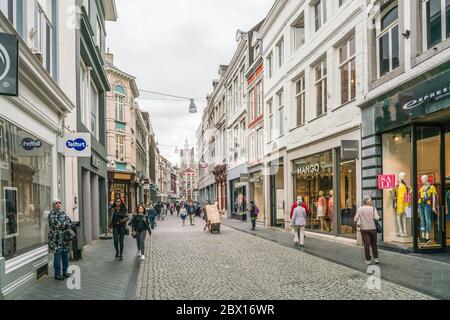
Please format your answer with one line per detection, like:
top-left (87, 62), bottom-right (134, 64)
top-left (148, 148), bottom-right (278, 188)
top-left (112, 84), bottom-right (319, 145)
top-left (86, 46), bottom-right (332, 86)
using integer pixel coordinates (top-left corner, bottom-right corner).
top-left (378, 174), bottom-right (396, 190)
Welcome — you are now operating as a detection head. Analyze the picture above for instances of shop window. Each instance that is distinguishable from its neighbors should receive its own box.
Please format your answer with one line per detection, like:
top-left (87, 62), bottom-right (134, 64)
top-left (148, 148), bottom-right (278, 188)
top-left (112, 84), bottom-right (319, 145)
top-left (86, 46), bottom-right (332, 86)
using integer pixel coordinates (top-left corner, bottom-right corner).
top-left (382, 128), bottom-right (412, 246)
top-left (0, 118), bottom-right (52, 260)
top-left (416, 127), bottom-right (442, 249)
top-left (339, 160), bottom-right (357, 237)
top-left (446, 129), bottom-right (450, 246)
top-left (294, 150), bottom-right (333, 233)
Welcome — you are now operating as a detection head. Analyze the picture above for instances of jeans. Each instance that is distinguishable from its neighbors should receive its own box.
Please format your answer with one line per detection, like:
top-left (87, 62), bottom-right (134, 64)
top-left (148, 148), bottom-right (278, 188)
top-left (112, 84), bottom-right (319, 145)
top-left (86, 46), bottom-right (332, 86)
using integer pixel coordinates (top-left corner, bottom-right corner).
top-left (361, 229), bottom-right (378, 260)
top-left (54, 250), bottom-right (69, 278)
top-left (189, 215), bottom-right (195, 225)
top-left (113, 226), bottom-right (126, 255)
top-left (419, 204), bottom-right (432, 233)
top-left (136, 231), bottom-right (147, 255)
top-left (149, 217), bottom-right (156, 229)
top-left (251, 218), bottom-right (256, 230)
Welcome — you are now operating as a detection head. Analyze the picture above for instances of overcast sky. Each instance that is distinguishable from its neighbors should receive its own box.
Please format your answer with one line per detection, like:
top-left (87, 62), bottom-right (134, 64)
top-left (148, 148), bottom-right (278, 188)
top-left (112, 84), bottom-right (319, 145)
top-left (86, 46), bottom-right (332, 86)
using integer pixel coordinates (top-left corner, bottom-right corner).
top-left (106, 0), bottom-right (273, 166)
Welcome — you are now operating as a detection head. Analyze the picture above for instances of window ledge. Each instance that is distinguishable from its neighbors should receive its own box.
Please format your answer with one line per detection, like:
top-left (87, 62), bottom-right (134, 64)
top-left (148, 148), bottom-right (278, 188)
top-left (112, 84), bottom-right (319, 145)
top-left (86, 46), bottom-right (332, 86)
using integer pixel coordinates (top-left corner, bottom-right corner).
top-left (289, 123), bottom-right (305, 132)
top-left (115, 120), bottom-right (126, 124)
top-left (411, 39), bottom-right (450, 68)
top-left (369, 65), bottom-right (405, 91)
top-left (308, 113), bottom-right (328, 124)
top-left (332, 99), bottom-right (356, 112)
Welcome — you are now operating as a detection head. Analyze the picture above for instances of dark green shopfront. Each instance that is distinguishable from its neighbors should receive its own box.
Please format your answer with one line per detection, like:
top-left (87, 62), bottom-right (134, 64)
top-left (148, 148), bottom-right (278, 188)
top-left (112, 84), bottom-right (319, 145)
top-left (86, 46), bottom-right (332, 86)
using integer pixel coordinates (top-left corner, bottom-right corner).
top-left (360, 64), bottom-right (450, 254)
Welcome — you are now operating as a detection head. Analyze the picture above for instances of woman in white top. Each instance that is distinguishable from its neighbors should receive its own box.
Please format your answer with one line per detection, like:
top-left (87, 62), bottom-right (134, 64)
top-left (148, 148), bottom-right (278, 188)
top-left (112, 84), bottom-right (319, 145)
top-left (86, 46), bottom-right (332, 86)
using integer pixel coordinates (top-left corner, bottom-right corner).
top-left (354, 196), bottom-right (381, 265)
top-left (291, 199), bottom-right (307, 247)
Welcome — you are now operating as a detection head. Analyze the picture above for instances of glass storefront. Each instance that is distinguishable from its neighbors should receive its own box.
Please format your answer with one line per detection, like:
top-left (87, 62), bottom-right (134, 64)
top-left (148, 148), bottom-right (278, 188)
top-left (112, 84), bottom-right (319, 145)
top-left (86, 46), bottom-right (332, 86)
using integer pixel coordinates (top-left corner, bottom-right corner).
top-left (0, 118), bottom-right (52, 259)
top-left (231, 180), bottom-right (247, 219)
top-left (294, 149), bottom-right (358, 238)
top-left (249, 172), bottom-right (264, 222)
top-left (294, 151), bottom-right (334, 233)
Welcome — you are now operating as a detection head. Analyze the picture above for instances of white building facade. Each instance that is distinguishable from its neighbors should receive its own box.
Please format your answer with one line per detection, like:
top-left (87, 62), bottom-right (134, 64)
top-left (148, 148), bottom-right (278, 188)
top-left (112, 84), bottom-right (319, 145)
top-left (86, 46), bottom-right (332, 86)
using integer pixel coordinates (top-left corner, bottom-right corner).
top-left (261, 0), bottom-right (363, 242)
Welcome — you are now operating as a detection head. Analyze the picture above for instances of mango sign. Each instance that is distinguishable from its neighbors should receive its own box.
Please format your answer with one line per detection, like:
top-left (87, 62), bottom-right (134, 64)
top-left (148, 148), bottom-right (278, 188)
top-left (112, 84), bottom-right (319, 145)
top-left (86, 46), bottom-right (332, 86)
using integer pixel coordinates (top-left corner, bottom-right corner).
top-left (378, 174), bottom-right (396, 190)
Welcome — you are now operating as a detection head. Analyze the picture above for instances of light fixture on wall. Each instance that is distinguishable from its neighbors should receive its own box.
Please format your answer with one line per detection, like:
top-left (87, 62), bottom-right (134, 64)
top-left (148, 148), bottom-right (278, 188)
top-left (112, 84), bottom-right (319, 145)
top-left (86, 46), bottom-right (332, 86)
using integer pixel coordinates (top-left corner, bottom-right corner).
top-left (402, 30), bottom-right (411, 39)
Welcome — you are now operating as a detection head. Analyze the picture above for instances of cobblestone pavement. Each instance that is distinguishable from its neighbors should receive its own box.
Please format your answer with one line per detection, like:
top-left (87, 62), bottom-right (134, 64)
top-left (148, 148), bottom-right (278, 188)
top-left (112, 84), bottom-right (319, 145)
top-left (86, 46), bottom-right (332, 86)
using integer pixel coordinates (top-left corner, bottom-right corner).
top-left (136, 215), bottom-right (433, 300)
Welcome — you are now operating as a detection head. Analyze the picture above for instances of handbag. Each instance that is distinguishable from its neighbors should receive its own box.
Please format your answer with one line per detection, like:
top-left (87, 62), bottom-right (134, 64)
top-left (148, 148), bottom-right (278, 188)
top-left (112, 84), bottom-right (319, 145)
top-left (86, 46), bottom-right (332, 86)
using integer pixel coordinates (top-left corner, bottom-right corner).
top-left (132, 217), bottom-right (144, 239)
top-left (64, 228), bottom-right (76, 243)
top-left (373, 207), bottom-right (382, 234)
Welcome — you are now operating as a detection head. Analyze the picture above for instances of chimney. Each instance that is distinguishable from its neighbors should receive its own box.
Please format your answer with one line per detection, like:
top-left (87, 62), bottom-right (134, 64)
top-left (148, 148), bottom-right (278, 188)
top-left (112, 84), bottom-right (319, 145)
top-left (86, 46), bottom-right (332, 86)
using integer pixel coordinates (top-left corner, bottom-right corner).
top-left (212, 79), bottom-right (219, 89)
top-left (105, 48), bottom-right (114, 66)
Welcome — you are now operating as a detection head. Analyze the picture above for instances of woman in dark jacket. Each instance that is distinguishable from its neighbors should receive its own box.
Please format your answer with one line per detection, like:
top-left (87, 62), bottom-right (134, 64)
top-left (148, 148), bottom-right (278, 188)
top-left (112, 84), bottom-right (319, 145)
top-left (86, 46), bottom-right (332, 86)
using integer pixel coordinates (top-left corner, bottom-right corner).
top-left (109, 198), bottom-right (128, 261)
top-left (147, 204), bottom-right (157, 229)
top-left (129, 205), bottom-right (152, 261)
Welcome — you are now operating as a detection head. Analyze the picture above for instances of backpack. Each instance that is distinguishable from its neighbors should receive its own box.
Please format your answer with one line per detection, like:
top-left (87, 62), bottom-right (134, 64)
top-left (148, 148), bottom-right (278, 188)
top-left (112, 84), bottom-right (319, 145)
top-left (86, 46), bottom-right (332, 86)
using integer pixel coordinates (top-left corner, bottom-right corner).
top-left (255, 207), bottom-right (259, 215)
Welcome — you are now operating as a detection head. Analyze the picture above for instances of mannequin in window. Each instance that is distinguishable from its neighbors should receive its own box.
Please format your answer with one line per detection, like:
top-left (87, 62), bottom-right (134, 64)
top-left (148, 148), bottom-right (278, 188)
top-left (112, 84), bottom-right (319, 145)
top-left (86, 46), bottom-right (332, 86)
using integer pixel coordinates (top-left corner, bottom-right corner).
top-left (327, 190), bottom-right (334, 231)
top-left (317, 191), bottom-right (329, 232)
top-left (418, 175), bottom-right (437, 244)
top-left (394, 172), bottom-right (410, 237)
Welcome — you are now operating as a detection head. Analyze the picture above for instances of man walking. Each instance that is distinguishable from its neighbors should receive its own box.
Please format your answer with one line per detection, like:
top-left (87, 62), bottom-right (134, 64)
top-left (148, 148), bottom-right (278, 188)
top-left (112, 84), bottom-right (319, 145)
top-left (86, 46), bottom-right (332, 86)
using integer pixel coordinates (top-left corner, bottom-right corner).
top-left (187, 201), bottom-right (195, 226)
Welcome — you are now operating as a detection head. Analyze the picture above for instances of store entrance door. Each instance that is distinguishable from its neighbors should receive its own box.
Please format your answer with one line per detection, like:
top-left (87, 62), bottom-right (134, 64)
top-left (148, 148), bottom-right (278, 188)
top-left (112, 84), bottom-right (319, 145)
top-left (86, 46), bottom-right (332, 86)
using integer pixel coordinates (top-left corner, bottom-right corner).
top-left (414, 125), bottom-right (447, 252)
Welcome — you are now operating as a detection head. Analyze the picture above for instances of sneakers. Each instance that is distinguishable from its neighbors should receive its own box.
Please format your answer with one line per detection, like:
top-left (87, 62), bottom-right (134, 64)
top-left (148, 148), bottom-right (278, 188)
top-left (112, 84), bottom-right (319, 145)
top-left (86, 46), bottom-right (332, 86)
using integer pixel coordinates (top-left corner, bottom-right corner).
top-left (140, 255), bottom-right (146, 261)
top-left (365, 260), bottom-right (373, 265)
top-left (119, 255), bottom-right (123, 261)
top-left (115, 252), bottom-right (119, 259)
top-left (373, 258), bottom-right (380, 265)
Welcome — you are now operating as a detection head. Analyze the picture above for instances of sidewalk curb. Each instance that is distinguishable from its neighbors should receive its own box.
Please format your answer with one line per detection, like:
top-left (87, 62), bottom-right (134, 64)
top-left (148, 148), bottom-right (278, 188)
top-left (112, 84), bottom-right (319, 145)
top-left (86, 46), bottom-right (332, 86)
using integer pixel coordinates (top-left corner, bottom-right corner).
top-left (223, 222), bottom-right (442, 300)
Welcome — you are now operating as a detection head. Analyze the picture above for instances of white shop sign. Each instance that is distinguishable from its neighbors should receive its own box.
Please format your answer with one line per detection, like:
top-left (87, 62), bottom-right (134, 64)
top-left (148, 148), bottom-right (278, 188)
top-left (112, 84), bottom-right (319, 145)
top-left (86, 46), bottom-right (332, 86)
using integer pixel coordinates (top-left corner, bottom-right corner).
top-left (58, 133), bottom-right (91, 157)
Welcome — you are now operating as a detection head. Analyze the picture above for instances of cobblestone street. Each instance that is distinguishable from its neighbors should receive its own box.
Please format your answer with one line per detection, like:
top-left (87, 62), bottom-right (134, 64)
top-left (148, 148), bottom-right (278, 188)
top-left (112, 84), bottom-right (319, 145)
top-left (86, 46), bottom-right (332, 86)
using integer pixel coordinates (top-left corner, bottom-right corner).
top-left (136, 215), bottom-right (432, 300)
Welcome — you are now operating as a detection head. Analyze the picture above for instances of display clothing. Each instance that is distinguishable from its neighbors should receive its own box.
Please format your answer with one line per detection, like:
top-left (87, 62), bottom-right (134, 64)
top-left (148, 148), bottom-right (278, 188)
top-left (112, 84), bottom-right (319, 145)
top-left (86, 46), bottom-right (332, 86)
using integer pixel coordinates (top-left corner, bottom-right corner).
top-left (418, 184), bottom-right (437, 205)
top-left (396, 182), bottom-right (410, 215)
top-left (328, 196), bottom-right (334, 223)
top-left (317, 196), bottom-right (327, 218)
top-left (419, 204), bottom-right (432, 233)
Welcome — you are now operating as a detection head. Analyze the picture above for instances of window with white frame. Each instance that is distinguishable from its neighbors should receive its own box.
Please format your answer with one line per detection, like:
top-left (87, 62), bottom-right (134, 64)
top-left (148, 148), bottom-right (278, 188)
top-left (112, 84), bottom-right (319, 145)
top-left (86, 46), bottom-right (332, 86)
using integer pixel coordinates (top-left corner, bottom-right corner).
top-left (257, 128), bottom-right (263, 160)
top-left (268, 99), bottom-right (273, 141)
top-left (277, 89), bottom-right (284, 137)
top-left (376, 2), bottom-right (400, 77)
top-left (277, 38), bottom-right (284, 68)
top-left (267, 52), bottom-right (273, 78)
top-left (314, 0), bottom-right (327, 32)
top-left (229, 131), bottom-right (233, 162)
top-left (248, 86), bottom-right (255, 122)
top-left (292, 12), bottom-right (305, 51)
top-left (234, 125), bottom-right (239, 161)
top-left (423, 0), bottom-right (450, 49)
top-left (339, 36), bottom-right (356, 105)
top-left (228, 87), bottom-right (233, 114)
top-left (256, 81), bottom-right (263, 117)
top-left (115, 134), bottom-right (125, 160)
top-left (240, 119), bottom-right (246, 157)
top-left (0, 0), bottom-right (16, 26)
top-left (234, 77), bottom-right (239, 109)
top-left (295, 74), bottom-right (306, 126)
top-left (90, 81), bottom-right (99, 138)
top-left (80, 61), bottom-right (89, 128)
top-left (314, 58), bottom-right (327, 117)
top-left (36, 0), bottom-right (54, 75)
top-left (250, 133), bottom-right (256, 163)
top-left (114, 86), bottom-right (125, 122)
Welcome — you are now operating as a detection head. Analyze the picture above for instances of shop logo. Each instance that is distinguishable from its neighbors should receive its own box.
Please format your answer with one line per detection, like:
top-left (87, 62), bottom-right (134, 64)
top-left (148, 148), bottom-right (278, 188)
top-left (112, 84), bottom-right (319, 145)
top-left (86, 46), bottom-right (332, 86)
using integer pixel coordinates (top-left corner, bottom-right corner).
top-left (0, 43), bottom-right (11, 83)
top-left (66, 138), bottom-right (87, 151)
top-left (296, 164), bottom-right (321, 175)
top-left (22, 138), bottom-right (42, 151)
top-left (403, 85), bottom-right (450, 110)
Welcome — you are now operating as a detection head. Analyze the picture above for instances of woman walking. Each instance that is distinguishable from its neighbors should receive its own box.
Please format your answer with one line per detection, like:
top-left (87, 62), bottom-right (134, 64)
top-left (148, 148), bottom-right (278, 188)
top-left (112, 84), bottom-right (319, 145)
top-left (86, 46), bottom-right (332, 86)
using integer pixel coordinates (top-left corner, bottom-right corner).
top-left (129, 205), bottom-right (152, 261)
top-left (291, 199), bottom-right (307, 247)
top-left (248, 201), bottom-right (259, 231)
top-left (109, 198), bottom-right (129, 261)
top-left (48, 199), bottom-right (73, 280)
top-left (354, 196), bottom-right (381, 265)
top-left (180, 204), bottom-right (188, 227)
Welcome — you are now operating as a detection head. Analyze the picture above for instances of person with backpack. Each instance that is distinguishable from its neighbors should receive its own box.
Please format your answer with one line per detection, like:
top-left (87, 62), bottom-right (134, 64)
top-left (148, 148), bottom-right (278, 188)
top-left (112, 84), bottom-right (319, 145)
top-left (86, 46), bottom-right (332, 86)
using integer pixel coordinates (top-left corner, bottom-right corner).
top-left (248, 201), bottom-right (259, 231)
top-left (48, 199), bottom-right (73, 280)
top-left (147, 203), bottom-right (157, 229)
top-left (129, 205), bottom-right (152, 261)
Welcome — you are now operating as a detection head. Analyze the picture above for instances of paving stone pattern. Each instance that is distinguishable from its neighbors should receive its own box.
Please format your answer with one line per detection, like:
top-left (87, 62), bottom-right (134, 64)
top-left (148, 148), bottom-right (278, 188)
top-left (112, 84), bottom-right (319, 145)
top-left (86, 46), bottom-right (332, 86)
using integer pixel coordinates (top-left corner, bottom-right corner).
top-left (136, 215), bottom-right (432, 300)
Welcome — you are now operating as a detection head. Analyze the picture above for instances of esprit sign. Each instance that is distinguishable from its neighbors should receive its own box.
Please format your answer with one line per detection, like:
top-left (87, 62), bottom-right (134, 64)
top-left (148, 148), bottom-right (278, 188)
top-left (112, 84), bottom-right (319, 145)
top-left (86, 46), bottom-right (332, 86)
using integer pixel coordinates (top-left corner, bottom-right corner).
top-left (58, 133), bottom-right (91, 157)
top-left (296, 164), bottom-right (321, 175)
top-left (0, 32), bottom-right (19, 96)
top-left (403, 85), bottom-right (450, 110)
top-left (378, 174), bottom-right (396, 190)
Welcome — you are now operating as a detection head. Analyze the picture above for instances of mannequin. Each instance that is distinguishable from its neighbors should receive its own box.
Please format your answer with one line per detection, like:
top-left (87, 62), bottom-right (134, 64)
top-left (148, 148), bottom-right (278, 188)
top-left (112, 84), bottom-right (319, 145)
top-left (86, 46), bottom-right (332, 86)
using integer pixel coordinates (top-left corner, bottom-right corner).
top-left (328, 190), bottom-right (334, 231)
top-left (394, 172), bottom-right (410, 237)
top-left (317, 191), bottom-right (329, 232)
top-left (418, 175), bottom-right (437, 244)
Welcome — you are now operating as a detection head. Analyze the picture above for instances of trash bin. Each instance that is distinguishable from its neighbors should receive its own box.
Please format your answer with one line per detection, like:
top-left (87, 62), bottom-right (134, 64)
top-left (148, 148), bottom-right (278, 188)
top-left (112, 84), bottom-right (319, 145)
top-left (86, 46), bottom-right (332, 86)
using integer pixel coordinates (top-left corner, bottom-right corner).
top-left (71, 221), bottom-right (82, 261)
